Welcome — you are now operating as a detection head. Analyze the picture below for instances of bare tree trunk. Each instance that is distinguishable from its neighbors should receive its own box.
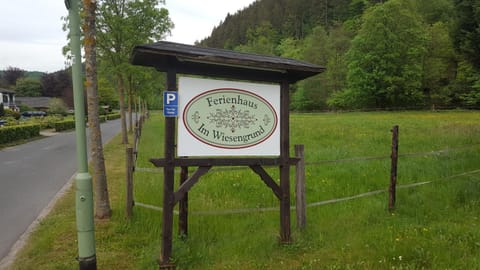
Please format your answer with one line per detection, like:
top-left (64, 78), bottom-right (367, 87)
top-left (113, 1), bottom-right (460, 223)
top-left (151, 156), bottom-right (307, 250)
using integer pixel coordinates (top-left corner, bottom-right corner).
top-left (117, 74), bottom-right (128, 144)
top-left (83, 0), bottom-right (111, 219)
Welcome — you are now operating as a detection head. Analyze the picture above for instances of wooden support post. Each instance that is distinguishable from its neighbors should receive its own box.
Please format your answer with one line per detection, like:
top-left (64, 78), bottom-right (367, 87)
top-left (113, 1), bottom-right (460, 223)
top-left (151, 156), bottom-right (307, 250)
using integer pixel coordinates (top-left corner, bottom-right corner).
top-left (133, 127), bottom-right (138, 159)
top-left (295, 144), bottom-right (306, 229)
top-left (179, 166), bottom-right (188, 237)
top-left (159, 66), bottom-right (176, 269)
top-left (389, 125), bottom-right (399, 212)
top-left (144, 100), bottom-right (149, 119)
top-left (135, 97), bottom-right (139, 125)
top-left (126, 147), bottom-right (134, 218)
top-left (279, 80), bottom-right (291, 243)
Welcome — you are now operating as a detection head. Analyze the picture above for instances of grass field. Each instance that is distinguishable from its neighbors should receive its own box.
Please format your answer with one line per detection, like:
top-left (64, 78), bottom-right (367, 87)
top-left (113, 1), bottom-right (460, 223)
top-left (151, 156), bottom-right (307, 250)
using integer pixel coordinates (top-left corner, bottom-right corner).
top-left (7, 110), bottom-right (480, 269)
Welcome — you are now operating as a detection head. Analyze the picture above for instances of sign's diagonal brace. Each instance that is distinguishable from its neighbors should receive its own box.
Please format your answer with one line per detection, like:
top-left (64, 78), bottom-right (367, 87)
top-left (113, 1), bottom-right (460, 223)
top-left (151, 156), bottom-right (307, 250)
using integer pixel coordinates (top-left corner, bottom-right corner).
top-left (173, 166), bottom-right (212, 204)
top-left (249, 165), bottom-right (282, 200)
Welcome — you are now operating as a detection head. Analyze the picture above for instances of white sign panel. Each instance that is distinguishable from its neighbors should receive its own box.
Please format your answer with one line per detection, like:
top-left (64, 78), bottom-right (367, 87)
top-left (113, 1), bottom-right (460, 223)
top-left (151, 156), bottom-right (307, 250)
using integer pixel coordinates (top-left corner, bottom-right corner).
top-left (178, 77), bottom-right (280, 156)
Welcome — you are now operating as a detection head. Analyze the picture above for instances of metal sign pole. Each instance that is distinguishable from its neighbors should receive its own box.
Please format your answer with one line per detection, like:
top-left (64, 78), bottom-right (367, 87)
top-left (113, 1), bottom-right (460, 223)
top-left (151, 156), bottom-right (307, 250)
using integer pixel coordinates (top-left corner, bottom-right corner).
top-left (65, 0), bottom-right (97, 269)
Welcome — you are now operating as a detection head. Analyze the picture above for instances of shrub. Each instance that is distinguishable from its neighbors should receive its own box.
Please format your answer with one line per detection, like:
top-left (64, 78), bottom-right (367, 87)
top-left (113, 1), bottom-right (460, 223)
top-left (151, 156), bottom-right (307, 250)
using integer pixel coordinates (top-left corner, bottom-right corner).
top-left (0, 124), bottom-right (40, 144)
top-left (18, 103), bottom-right (33, 112)
top-left (29, 115), bottom-right (65, 129)
top-left (2, 117), bottom-right (19, 126)
top-left (54, 120), bottom-right (76, 132)
top-left (0, 103), bottom-right (4, 117)
top-left (4, 108), bottom-right (20, 120)
top-left (48, 98), bottom-right (68, 116)
top-left (99, 106), bottom-right (107, 116)
top-left (106, 113), bottom-right (121, 120)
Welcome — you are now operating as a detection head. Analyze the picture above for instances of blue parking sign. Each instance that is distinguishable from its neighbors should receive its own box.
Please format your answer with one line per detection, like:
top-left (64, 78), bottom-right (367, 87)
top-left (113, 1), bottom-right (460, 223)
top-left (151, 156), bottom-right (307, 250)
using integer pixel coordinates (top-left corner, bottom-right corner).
top-left (163, 91), bottom-right (178, 117)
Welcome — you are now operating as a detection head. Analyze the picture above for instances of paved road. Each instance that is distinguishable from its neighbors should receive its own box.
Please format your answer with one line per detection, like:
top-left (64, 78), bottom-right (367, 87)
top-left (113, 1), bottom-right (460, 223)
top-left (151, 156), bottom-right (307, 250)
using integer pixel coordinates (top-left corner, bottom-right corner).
top-left (0, 119), bottom-right (122, 262)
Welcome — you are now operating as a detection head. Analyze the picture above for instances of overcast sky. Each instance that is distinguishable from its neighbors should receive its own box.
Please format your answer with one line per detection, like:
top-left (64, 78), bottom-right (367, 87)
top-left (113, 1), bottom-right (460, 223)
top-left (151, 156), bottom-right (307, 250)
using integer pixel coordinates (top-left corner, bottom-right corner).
top-left (0, 0), bottom-right (256, 73)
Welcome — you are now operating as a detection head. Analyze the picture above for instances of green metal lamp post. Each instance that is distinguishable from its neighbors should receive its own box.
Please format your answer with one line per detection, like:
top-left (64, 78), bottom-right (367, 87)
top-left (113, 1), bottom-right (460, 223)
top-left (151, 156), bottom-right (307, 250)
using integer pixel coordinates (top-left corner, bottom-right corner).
top-left (65, 0), bottom-right (97, 269)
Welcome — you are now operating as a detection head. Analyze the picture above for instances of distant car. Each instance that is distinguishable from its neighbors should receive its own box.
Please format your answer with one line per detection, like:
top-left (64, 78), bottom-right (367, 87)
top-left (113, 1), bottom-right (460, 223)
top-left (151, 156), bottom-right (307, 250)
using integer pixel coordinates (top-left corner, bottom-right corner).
top-left (21, 111), bottom-right (47, 117)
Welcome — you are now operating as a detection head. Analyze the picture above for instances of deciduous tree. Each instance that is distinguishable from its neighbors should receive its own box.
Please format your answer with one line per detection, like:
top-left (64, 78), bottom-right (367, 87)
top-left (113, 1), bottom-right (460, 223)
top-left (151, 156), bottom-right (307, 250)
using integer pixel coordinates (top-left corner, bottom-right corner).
top-left (15, 78), bottom-right (42, 97)
top-left (453, 0), bottom-right (480, 69)
top-left (83, 0), bottom-right (112, 219)
top-left (337, 0), bottom-right (427, 109)
top-left (4, 67), bottom-right (26, 86)
top-left (235, 22), bottom-right (278, 55)
top-left (96, 0), bottom-right (173, 144)
top-left (422, 22), bottom-right (457, 107)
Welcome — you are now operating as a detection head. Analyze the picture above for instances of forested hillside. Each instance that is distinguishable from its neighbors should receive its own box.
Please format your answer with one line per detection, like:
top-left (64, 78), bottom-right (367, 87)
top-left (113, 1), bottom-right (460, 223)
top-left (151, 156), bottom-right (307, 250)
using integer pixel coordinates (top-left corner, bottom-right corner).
top-left (200, 0), bottom-right (480, 111)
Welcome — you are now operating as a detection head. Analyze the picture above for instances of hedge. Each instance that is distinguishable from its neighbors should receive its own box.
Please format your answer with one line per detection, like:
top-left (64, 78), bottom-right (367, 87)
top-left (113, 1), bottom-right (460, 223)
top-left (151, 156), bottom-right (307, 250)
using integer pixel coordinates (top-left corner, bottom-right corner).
top-left (54, 120), bottom-right (76, 132)
top-left (0, 124), bottom-right (41, 144)
top-left (106, 113), bottom-right (121, 120)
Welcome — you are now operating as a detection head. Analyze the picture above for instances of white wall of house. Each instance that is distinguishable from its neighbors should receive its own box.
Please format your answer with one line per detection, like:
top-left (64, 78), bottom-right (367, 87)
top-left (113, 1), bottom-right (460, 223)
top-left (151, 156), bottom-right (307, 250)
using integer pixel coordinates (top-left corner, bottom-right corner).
top-left (1, 92), bottom-right (17, 110)
top-left (1, 93), bottom-right (6, 108)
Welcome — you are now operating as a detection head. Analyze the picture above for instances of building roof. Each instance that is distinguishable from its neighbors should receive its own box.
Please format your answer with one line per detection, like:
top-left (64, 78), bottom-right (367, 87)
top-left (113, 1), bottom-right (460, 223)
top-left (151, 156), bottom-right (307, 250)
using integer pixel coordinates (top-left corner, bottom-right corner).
top-left (0, 88), bottom-right (16, 94)
top-left (131, 41), bottom-right (325, 83)
top-left (16, 97), bottom-right (52, 109)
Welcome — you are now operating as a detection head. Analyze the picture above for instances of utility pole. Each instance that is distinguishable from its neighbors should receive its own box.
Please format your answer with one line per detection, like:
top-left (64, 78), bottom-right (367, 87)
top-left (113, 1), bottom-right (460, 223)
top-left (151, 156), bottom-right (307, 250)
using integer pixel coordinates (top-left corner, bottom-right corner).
top-left (65, 0), bottom-right (97, 269)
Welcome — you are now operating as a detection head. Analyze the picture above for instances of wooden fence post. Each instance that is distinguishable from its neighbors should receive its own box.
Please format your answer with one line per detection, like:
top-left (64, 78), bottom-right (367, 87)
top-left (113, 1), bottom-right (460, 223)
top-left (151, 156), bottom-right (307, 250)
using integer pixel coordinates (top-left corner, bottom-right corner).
top-left (126, 147), bottom-right (134, 218)
top-left (295, 144), bottom-right (306, 229)
top-left (389, 125), bottom-right (399, 212)
top-left (179, 166), bottom-right (188, 237)
top-left (138, 118), bottom-right (143, 137)
top-left (133, 126), bottom-right (139, 159)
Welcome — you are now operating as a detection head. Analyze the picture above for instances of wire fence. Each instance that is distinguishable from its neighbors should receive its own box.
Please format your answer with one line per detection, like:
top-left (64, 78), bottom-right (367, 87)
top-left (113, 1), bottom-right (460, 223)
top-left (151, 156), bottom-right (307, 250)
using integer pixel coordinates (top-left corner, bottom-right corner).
top-left (134, 169), bottom-right (480, 216)
top-left (132, 140), bottom-right (480, 216)
top-left (134, 143), bottom-right (480, 173)
top-left (128, 115), bottom-right (480, 218)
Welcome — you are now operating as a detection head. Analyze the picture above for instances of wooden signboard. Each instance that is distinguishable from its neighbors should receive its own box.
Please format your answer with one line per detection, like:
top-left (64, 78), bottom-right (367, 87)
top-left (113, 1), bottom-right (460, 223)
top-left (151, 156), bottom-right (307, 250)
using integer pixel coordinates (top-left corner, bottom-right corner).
top-left (131, 41), bottom-right (324, 269)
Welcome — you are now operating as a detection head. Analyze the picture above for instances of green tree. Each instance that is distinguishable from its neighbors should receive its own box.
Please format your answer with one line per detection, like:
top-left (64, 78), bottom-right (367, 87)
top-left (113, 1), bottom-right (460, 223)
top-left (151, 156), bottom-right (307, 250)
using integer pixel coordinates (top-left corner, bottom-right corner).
top-left (302, 25), bottom-right (329, 65)
top-left (449, 0), bottom-right (480, 108)
top-left (416, 0), bottom-right (454, 24)
top-left (453, 0), bottom-right (480, 69)
top-left (325, 23), bottom-right (351, 95)
top-left (124, 65), bottom-right (165, 119)
top-left (292, 25), bottom-right (330, 111)
top-left (235, 22), bottom-right (278, 55)
top-left (132, 68), bottom-right (166, 110)
top-left (15, 78), bottom-right (42, 97)
top-left (293, 24), bottom-right (351, 111)
top-left (422, 22), bottom-right (458, 108)
top-left (98, 76), bottom-right (118, 109)
top-left (276, 37), bottom-right (303, 59)
top-left (336, 0), bottom-right (427, 109)
top-left (96, 0), bottom-right (173, 144)
top-left (446, 60), bottom-right (480, 107)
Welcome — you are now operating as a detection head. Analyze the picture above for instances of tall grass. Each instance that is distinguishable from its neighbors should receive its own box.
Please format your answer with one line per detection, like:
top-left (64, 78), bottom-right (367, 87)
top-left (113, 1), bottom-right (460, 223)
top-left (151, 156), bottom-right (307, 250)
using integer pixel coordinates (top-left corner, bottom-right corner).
top-left (7, 110), bottom-right (480, 269)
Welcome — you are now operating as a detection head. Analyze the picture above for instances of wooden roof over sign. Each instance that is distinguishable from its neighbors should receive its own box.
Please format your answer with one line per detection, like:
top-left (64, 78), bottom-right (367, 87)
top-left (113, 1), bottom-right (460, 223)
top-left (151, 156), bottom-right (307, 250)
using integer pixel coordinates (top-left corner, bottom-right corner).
top-left (130, 41), bottom-right (325, 83)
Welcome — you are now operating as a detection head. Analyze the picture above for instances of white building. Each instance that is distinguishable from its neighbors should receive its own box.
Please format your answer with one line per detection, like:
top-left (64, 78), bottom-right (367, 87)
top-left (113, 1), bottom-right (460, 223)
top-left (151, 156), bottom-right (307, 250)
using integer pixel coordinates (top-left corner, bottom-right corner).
top-left (0, 88), bottom-right (18, 111)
